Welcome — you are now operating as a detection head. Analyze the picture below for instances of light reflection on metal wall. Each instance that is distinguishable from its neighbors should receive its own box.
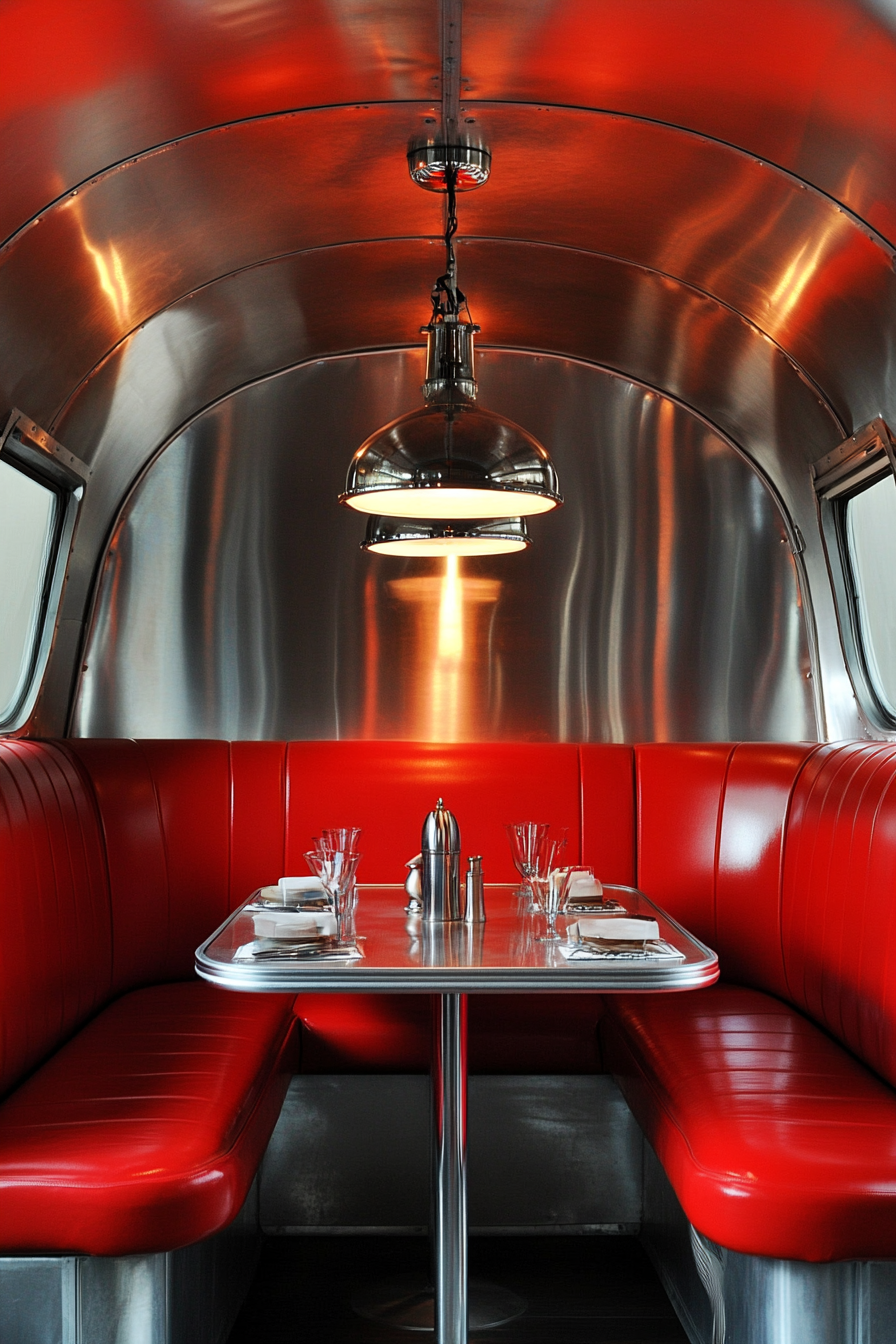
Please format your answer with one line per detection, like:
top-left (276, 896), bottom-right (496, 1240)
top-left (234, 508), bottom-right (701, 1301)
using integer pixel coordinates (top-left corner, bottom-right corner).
top-left (72, 351), bottom-right (815, 742)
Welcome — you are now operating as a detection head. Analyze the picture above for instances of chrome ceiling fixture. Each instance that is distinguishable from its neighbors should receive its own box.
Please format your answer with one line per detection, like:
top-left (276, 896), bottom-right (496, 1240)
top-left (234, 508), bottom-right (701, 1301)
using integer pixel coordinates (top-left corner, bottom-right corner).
top-left (362, 515), bottom-right (531, 557)
top-left (340, 144), bottom-right (562, 529)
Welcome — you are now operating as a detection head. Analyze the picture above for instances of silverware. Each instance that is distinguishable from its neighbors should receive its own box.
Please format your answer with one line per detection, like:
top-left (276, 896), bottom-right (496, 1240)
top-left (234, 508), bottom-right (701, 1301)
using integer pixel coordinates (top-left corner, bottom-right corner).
top-left (565, 898), bottom-right (626, 914)
top-left (245, 938), bottom-right (363, 961)
top-left (570, 936), bottom-right (682, 959)
top-left (580, 936), bottom-right (648, 954)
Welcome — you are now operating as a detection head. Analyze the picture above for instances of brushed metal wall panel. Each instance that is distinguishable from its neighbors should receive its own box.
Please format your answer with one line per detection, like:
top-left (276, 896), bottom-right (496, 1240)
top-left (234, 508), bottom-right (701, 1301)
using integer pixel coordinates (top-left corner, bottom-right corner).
top-left (1, 104), bottom-right (889, 440)
top-left (461, 2), bottom-right (896, 242)
top-left (1, 1), bottom-right (893, 246)
top-left (72, 351), bottom-right (815, 742)
top-left (0, 2), bottom-right (440, 245)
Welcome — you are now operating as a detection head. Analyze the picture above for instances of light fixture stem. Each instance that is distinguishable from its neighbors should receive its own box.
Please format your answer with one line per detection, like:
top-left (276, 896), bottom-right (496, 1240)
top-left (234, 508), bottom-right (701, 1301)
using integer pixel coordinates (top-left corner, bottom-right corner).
top-left (432, 162), bottom-right (468, 323)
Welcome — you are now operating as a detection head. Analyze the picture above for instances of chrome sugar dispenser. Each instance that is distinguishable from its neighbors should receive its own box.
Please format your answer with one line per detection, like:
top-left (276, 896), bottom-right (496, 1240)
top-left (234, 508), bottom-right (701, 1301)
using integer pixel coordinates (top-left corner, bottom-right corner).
top-left (421, 798), bottom-right (462, 922)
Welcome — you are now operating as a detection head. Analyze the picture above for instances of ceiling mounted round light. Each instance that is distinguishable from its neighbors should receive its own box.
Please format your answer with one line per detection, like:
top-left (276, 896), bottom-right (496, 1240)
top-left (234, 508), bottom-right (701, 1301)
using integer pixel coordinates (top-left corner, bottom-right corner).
top-left (340, 148), bottom-right (562, 526)
top-left (362, 516), bottom-right (531, 557)
top-left (407, 143), bottom-right (491, 192)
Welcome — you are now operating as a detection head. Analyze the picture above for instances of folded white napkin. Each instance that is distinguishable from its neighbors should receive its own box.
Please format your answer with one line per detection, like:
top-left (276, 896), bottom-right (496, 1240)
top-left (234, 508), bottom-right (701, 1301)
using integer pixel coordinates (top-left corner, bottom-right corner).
top-left (574, 916), bottom-right (659, 941)
top-left (560, 915), bottom-right (683, 962)
top-left (567, 875), bottom-right (604, 900)
top-left (252, 911), bottom-right (337, 939)
top-left (279, 875), bottom-right (326, 898)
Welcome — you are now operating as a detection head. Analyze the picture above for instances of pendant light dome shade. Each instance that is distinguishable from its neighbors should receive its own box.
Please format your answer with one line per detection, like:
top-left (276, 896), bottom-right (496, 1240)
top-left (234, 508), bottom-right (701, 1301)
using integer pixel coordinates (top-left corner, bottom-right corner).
top-left (340, 145), bottom-right (562, 530)
top-left (340, 400), bottom-right (561, 519)
top-left (362, 515), bottom-right (531, 556)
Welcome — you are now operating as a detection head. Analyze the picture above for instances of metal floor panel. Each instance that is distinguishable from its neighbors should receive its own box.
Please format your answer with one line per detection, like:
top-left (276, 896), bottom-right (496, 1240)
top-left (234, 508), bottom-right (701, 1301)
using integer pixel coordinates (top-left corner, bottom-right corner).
top-left (259, 1074), bottom-right (642, 1235)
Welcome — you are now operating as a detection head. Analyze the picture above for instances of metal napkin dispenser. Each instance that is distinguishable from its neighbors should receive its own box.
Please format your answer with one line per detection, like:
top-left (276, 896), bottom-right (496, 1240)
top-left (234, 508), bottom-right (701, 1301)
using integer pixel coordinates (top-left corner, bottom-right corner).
top-left (421, 798), bottom-right (462, 922)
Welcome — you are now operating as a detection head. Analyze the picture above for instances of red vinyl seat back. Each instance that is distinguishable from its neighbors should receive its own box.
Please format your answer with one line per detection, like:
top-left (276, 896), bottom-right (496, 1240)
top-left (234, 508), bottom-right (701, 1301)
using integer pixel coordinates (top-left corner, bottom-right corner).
top-left (283, 741), bottom-right (586, 887)
top-left (0, 741), bottom-right (112, 1096)
top-left (63, 740), bottom-right (291, 991)
top-left (60, 740), bottom-right (637, 931)
top-left (782, 742), bottom-right (896, 1089)
top-left (635, 742), bottom-right (817, 1000)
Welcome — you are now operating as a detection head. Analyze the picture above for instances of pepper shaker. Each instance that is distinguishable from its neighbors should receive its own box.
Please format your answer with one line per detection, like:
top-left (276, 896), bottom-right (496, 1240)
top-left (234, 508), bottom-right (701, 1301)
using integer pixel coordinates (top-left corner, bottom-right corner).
top-left (464, 856), bottom-right (486, 923)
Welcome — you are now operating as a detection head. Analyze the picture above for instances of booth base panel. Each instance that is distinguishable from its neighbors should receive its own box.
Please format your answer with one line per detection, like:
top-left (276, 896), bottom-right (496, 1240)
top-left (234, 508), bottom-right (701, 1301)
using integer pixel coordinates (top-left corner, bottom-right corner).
top-left (0, 1180), bottom-right (259, 1344)
top-left (642, 1141), bottom-right (896, 1344)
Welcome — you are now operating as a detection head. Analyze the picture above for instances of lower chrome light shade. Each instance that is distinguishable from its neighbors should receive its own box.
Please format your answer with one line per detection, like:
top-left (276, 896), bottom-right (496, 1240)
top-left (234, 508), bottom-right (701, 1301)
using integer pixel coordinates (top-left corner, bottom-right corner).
top-left (362, 516), bottom-right (531, 557)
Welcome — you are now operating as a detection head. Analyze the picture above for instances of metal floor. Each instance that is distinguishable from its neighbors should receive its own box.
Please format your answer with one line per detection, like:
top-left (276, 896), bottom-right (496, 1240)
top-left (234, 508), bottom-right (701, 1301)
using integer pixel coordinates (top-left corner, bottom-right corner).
top-left (226, 1235), bottom-right (689, 1343)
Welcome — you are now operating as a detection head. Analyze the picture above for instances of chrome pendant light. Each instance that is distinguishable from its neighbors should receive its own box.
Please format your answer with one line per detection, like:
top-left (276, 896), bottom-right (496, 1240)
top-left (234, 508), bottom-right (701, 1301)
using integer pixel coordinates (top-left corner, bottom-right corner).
top-left (362, 515), bottom-right (531, 557)
top-left (340, 145), bottom-right (562, 525)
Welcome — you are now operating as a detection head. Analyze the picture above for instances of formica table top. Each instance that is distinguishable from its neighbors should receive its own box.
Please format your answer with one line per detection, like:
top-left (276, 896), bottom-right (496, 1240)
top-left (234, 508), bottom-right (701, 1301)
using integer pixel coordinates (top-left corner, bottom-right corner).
top-left (195, 884), bottom-right (719, 993)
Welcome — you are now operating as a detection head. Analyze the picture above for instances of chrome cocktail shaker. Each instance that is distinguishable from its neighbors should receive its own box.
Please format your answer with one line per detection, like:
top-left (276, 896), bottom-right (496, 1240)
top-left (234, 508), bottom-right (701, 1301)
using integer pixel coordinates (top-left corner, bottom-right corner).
top-left (421, 798), bottom-right (462, 922)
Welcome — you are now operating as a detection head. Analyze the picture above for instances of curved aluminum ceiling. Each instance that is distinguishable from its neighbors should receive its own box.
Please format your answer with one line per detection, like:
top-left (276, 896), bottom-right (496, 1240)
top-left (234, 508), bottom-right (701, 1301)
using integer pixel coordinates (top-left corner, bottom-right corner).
top-left (3, 0), bottom-right (894, 736)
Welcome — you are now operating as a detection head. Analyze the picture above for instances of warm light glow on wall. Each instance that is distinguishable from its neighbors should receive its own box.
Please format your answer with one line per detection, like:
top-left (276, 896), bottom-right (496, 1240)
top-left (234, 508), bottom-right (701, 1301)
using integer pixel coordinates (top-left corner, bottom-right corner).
top-left (387, 561), bottom-right (501, 741)
top-left (437, 554), bottom-right (464, 661)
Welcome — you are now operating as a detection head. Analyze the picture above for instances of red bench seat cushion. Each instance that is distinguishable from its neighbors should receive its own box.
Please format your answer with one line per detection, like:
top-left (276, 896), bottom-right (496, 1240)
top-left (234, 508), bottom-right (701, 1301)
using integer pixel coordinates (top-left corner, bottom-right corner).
top-left (603, 985), bottom-right (896, 1262)
top-left (0, 982), bottom-right (297, 1255)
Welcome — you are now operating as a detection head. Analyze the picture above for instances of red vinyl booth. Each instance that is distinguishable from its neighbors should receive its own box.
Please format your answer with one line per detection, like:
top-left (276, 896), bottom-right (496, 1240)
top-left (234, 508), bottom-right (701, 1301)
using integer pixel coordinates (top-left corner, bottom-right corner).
top-left (2, 736), bottom-right (896, 1267)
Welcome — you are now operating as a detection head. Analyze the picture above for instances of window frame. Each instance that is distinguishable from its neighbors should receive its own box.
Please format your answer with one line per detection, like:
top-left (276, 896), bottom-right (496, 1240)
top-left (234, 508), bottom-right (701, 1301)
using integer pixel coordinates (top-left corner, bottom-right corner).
top-left (0, 410), bottom-right (88, 732)
top-left (814, 418), bottom-right (896, 732)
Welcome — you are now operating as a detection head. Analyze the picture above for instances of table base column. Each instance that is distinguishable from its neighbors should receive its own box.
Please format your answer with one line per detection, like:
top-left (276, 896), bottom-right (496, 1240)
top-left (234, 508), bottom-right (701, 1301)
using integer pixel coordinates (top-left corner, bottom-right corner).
top-left (432, 990), bottom-right (467, 1344)
top-left (352, 992), bottom-right (525, 1339)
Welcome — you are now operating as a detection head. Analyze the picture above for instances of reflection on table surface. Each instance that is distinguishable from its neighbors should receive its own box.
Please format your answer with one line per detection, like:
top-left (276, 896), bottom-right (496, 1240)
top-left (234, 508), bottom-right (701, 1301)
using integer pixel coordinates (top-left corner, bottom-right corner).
top-left (195, 885), bottom-right (719, 993)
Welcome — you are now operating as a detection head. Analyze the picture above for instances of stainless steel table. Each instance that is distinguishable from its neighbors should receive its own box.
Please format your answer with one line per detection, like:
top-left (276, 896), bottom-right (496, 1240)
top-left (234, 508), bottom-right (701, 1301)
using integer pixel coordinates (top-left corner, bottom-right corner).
top-left (196, 884), bottom-right (718, 1344)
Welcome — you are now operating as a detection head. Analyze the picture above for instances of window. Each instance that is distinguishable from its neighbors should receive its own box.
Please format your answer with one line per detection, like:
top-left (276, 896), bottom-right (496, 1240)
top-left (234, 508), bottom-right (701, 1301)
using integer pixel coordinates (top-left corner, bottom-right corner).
top-left (0, 461), bottom-right (60, 722)
top-left (0, 411), bottom-right (87, 731)
top-left (845, 475), bottom-right (896, 721)
top-left (814, 418), bottom-right (896, 730)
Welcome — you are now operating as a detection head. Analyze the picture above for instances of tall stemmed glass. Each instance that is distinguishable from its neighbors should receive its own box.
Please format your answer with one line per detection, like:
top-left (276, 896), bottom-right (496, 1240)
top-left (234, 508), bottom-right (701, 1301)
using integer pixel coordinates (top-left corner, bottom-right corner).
top-left (313, 828), bottom-right (362, 924)
top-left (318, 827), bottom-right (362, 854)
top-left (531, 837), bottom-right (564, 942)
top-left (304, 849), bottom-right (362, 941)
top-left (505, 822), bottom-right (550, 902)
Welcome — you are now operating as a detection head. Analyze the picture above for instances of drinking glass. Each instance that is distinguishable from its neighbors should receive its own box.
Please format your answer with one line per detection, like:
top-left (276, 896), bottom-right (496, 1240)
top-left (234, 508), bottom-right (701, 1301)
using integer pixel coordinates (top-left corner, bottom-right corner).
top-left (317, 827), bottom-right (362, 855)
top-left (313, 829), bottom-right (362, 919)
top-left (531, 837), bottom-right (564, 942)
top-left (505, 822), bottom-right (550, 901)
top-left (304, 849), bottom-right (362, 939)
top-left (558, 865), bottom-right (599, 911)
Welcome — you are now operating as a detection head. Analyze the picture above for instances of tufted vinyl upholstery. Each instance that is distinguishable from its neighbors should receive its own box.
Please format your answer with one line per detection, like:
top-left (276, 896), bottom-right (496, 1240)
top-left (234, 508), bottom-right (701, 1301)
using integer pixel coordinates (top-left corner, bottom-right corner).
top-left (56, 738), bottom-right (639, 1075)
top-left (282, 740), bottom-right (586, 882)
top-left (10, 735), bottom-right (896, 1261)
top-left (603, 984), bottom-right (896, 1261)
top-left (0, 736), bottom-right (635, 1256)
top-left (0, 739), bottom-right (298, 1255)
top-left (605, 740), bottom-right (896, 1262)
top-left (781, 741), bottom-right (896, 1088)
top-left (0, 983), bottom-right (297, 1255)
top-left (0, 741), bottom-right (112, 1096)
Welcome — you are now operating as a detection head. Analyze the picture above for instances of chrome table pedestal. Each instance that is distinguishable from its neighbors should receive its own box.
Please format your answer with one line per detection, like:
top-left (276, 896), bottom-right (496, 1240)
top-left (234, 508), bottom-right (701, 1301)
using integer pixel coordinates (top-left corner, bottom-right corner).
top-left (433, 991), bottom-right (470, 1343)
top-left (353, 992), bottom-right (525, 1341)
top-left (196, 885), bottom-right (718, 1344)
